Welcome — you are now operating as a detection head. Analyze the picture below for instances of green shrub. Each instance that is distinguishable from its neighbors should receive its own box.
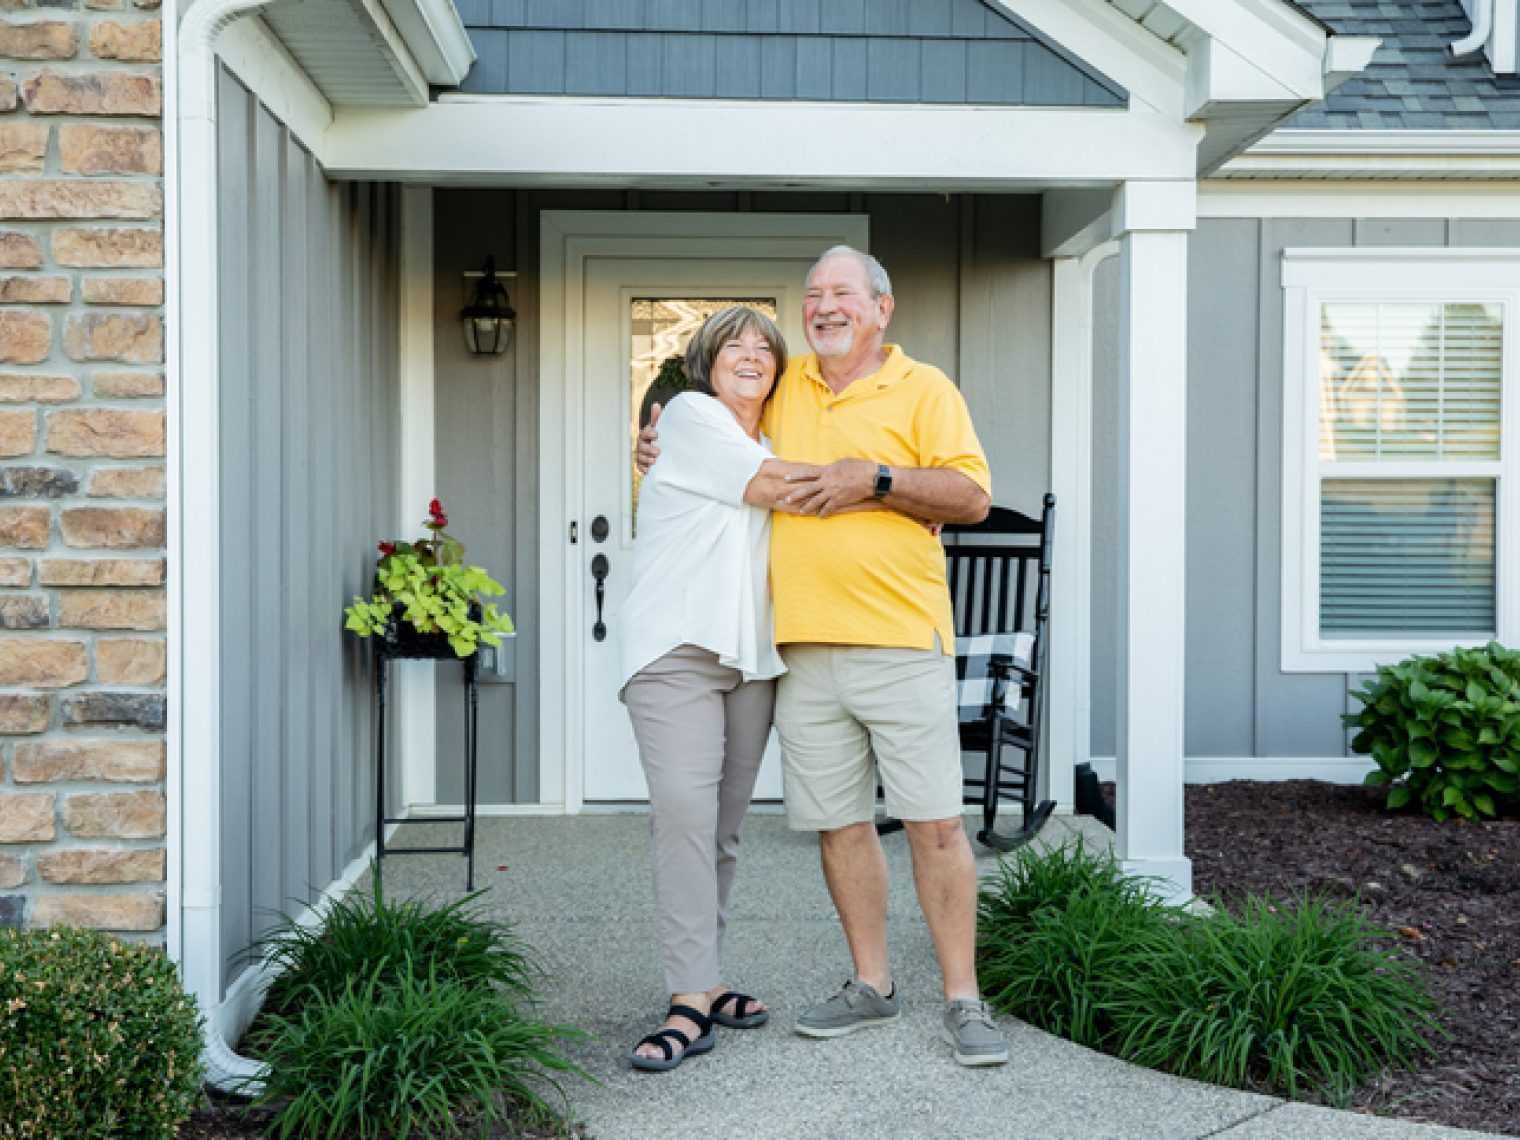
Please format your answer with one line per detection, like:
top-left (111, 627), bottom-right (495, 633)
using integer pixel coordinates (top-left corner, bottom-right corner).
top-left (1346, 640), bottom-right (1520, 820)
top-left (0, 926), bottom-right (204, 1139)
top-left (977, 839), bottom-right (1177, 1048)
top-left (255, 961), bottom-right (584, 1140)
top-left (1111, 895), bottom-right (1441, 1098)
top-left (977, 845), bottom-right (1443, 1102)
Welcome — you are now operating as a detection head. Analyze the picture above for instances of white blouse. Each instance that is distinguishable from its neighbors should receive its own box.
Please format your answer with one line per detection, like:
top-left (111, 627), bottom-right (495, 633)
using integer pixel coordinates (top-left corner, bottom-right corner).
top-left (618, 392), bottom-right (786, 687)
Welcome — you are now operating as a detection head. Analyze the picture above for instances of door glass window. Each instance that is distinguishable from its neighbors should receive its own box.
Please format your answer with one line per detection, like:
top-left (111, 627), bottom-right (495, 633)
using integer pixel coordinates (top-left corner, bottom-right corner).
top-left (629, 298), bottom-right (777, 528)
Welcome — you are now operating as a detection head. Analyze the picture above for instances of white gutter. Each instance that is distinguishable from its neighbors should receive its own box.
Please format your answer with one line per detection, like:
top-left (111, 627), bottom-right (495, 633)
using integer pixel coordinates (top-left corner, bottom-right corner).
top-left (378, 0), bottom-right (474, 86)
top-left (1451, 0), bottom-right (1494, 57)
top-left (172, 0), bottom-right (276, 1096)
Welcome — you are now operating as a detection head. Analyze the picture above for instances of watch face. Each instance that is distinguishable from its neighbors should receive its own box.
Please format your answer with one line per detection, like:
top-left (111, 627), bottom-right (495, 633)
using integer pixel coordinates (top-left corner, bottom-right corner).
top-left (874, 465), bottom-right (891, 497)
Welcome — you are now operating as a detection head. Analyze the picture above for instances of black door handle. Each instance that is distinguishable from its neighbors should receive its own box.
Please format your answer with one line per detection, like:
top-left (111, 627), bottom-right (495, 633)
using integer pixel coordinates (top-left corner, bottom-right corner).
top-left (591, 553), bottom-right (609, 641)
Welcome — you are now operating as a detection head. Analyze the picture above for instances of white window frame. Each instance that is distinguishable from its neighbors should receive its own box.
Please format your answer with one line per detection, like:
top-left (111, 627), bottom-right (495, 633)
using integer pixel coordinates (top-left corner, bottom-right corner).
top-left (1281, 248), bottom-right (1520, 673)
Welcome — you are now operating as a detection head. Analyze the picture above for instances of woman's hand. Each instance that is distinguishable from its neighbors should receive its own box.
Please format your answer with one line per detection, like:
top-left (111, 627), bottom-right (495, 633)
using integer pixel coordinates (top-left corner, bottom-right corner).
top-left (782, 458), bottom-right (876, 517)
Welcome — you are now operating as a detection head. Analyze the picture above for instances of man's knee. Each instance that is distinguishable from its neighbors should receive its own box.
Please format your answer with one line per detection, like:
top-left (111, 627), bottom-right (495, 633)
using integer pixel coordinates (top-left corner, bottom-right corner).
top-left (903, 816), bottom-right (970, 852)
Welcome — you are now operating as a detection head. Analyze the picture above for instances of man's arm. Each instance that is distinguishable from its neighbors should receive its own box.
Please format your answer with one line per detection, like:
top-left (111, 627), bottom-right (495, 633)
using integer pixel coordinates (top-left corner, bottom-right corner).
top-left (783, 458), bottom-right (989, 524)
top-left (634, 404), bottom-right (662, 474)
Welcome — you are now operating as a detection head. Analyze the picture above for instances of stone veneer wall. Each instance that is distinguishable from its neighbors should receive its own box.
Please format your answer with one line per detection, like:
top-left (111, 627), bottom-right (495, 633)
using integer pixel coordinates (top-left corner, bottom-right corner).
top-left (0, 0), bottom-right (165, 935)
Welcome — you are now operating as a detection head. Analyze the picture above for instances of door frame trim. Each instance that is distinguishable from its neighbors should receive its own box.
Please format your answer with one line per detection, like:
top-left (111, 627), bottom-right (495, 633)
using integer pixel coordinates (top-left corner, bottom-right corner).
top-left (537, 211), bottom-right (870, 811)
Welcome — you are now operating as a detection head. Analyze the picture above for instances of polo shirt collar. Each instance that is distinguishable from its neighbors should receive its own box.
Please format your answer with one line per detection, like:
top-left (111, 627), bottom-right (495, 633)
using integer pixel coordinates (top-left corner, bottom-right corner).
top-left (801, 344), bottom-right (911, 397)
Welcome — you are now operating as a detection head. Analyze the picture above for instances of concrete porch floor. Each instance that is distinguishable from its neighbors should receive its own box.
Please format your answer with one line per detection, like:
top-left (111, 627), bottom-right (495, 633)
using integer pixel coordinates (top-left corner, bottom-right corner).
top-left (374, 810), bottom-right (1498, 1140)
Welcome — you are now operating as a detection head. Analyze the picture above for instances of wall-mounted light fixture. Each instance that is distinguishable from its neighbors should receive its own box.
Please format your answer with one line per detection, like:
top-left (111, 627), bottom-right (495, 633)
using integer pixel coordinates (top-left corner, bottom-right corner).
top-left (460, 256), bottom-right (516, 356)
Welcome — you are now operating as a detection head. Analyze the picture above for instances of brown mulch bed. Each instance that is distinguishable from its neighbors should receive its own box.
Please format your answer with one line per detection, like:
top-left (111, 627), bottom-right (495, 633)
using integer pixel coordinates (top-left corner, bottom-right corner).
top-left (1186, 779), bottom-right (1520, 1137)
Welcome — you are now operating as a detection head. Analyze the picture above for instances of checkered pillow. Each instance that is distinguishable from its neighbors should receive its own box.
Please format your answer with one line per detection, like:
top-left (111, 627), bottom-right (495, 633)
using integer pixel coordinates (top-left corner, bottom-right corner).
top-left (955, 632), bottom-right (1035, 725)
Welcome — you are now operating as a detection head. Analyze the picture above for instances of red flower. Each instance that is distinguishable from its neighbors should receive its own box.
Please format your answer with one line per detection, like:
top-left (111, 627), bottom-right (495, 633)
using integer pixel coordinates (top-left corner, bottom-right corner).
top-left (377, 541), bottom-right (396, 557)
top-left (427, 499), bottom-right (449, 528)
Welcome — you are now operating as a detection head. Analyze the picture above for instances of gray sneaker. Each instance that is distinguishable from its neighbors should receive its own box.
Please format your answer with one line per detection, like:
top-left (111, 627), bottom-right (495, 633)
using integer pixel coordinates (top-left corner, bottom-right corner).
top-left (942, 999), bottom-right (1009, 1066)
top-left (794, 979), bottom-right (901, 1038)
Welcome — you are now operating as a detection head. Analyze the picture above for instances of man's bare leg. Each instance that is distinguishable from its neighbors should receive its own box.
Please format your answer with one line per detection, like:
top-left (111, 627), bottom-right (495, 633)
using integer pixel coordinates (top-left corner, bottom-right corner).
top-left (902, 817), bottom-right (979, 1001)
top-left (819, 820), bottom-right (893, 992)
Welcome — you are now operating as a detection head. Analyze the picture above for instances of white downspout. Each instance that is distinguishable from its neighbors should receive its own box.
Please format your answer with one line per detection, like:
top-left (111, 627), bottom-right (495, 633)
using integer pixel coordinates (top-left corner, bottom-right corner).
top-left (172, 0), bottom-right (278, 1095)
top-left (1451, 0), bottom-right (1494, 57)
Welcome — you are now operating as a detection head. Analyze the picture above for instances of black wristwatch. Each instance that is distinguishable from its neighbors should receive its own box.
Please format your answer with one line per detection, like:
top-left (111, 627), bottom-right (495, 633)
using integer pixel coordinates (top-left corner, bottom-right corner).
top-left (872, 463), bottom-right (892, 499)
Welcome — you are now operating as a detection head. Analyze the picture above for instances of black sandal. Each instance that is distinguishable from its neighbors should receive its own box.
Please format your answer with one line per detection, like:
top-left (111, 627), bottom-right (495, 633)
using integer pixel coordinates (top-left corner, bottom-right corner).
top-left (710, 990), bottom-right (770, 1029)
top-left (629, 1003), bottom-right (716, 1071)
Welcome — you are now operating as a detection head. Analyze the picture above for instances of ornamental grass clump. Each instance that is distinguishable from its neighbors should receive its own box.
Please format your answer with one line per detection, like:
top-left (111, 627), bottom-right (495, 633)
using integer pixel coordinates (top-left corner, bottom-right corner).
top-left (1347, 640), bottom-right (1520, 821)
top-left (245, 879), bottom-right (586, 1138)
top-left (0, 926), bottom-right (204, 1140)
top-left (977, 843), bottom-right (1442, 1101)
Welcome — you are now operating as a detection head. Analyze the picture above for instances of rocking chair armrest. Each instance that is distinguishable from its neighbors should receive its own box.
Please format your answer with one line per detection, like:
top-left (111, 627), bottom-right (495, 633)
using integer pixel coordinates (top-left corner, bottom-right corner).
top-left (987, 654), bottom-right (1038, 686)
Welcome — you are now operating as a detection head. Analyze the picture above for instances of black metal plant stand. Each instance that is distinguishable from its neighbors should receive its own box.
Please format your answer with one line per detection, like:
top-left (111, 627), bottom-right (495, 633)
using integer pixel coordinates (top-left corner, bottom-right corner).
top-left (373, 618), bottom-right (480, 890)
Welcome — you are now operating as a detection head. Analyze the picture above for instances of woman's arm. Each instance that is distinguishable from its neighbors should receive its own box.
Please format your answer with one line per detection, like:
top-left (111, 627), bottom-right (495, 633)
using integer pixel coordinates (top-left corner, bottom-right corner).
top-left (742, 458), bottom-right (818, 509)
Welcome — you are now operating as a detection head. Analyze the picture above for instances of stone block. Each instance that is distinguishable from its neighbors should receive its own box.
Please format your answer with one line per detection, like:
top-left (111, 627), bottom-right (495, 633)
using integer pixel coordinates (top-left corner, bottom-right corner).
top-left (0, 593), bottom-right (47, 627)
top-left (47, 408), bottom-right (163, 456)
top-left (87, 465), bottom-right (162, 498)
top-left (14, 738), bottom-right (163, 782)
top-left (59, 122), bottom-right (159, 173)
top-left (0, 465), bottom-right (79, 496)
top-left (0, 231), bottom-right (44, 268)
top-left (91, 369), bottom-right (161, 396)
top-left (0, 120), bottom-right (47, 171)
top-left (0, 692), bottom-right (47, 731)
top-left (63, 312), bottom-right (161, 362)
top-left (58, 506), bottom-right (164, 547)
top-left (0, 853), bottom-right (24, 888)
top-left (37, 848), bottom-right (163, 883)
top-left (21, 69), bottom-right (159, 116)
top-left (61, 790), bottom-right (163, 837)
top-left (0, 409), bottom-right (34, 454)
top-left (0, 274), bottom-right (69, 302)
top-left (94, 636), bottom-right (161, 682)
top-left (58, 691), bottom-right (164, 729)
top-left (0, 19), bottom-right (78, 59)
top-left (0, 791), bottom-right (54, 840)
top-left (38, 556), bottom-right (162, 585)
top-left (0, 372), bottom-right (79, 401)
top-left (0, 504), bottom-right (49, 547)
top-left (32, 892), bottom-right (163, 931)
top-left (52, 225), bottom-right (159, 266)
top-left (0, 637), bottom-right (87, 686)
top-left (81, 277), bottom-right (160, 305)
top-left (0, 895), bottom-right (23, 928)
top-left (58, 588), bottom-right (162, 629)
top-left (87, 17), bottom-right (156, 60)
top-left (0, 179), bottom-right (160, 220)
top-left (0, 555), bottom-right (28, 584)
top-left (0, 73), bottom-right (14, 111)
top-left (0, 310), bottom-right (49, 363)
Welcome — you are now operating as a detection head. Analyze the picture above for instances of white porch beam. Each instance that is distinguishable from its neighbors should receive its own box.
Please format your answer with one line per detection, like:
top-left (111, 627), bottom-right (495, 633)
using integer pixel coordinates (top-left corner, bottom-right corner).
top-left (1041, 189), bottom-right (1113, 260)
top-left (1112, 180), bottom-right (1193, 902)
top-left (323, 97), bottom-right (1200, 187)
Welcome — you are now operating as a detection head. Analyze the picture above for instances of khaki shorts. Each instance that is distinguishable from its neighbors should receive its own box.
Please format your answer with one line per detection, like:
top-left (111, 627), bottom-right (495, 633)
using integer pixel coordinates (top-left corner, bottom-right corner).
top-left (774, 641), bottom-right (963, 830)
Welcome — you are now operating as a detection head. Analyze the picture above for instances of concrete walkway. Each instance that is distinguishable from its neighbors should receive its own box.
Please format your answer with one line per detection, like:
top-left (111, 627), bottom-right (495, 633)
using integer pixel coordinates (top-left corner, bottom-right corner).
top-left (376, 812), bottom-right (1501, 1140)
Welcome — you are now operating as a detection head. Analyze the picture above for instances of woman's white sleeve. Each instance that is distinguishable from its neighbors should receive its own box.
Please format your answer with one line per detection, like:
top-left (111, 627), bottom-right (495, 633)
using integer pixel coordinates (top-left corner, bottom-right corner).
top-left (657, 395), bottom-right (772, 507)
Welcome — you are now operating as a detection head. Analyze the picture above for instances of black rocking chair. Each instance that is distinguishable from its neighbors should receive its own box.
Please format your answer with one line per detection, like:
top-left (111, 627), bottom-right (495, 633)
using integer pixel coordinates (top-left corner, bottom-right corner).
top-left (879, 494), bottom-right (1057, 852)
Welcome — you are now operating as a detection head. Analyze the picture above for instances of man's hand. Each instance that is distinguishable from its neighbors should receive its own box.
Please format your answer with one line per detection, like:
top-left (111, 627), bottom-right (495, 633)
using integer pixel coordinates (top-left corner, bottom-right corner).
top-left (783, 458), bottom-right (876, 517)
top-left (635, 403), bottom-right (662, 475)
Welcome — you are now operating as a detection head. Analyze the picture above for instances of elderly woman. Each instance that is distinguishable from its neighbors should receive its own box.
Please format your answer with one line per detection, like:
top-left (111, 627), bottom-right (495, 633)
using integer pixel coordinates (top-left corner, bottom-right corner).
top-left (619, 305), bottom-right (814, 1071)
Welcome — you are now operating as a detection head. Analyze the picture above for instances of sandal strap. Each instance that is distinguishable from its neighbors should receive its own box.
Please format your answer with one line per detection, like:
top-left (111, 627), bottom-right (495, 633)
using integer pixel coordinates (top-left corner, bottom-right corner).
top-left (636, 1027), bottom-right (691, 1060)
top-left (714, 991), bottom-right (756, 1019)
top-left (666, 1003), bottom-right (713, 1033)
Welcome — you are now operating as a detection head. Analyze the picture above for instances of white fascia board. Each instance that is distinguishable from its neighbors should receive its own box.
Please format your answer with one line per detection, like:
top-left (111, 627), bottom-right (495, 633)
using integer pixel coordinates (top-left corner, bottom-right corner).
top-left (1252, 129), bottom-right (1520, 155)
top-left (1163, 0), bottom-right (1329, 66)
top-left (994, 0), bottom-right (1189, 120)
top-left (1200, 180), bottom-right (1520, 218)
top-left (1184, 34), bottom-right (1309, 118)
top-left (216, 16), bottom-right (333, 157)
top-left (1221, 129), bottom-right (1520, 179)
top-left (325, 97), bottom-right (1200, 187)
top-left (377, 0), bottom-right (474, 87)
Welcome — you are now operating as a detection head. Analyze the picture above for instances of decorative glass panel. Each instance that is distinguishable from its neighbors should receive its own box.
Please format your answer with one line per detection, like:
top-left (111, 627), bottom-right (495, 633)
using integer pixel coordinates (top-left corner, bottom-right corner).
top-left (629, 298), bottom-right (778, 527)
top-left (1318, 302), bottom-right (1503, 462)
top-left (1320, 478), bottom-right (1495, 637)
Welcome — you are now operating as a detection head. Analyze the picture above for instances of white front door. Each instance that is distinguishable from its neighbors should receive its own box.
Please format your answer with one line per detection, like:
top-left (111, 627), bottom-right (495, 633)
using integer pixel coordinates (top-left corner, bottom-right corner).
top-left (578, 257), bottom-right (810, 801)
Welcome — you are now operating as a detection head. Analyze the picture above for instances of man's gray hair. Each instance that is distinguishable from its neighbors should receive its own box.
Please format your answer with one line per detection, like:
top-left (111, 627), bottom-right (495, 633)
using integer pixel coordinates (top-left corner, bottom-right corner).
top-left (808, 245), bottom-right (893, 299)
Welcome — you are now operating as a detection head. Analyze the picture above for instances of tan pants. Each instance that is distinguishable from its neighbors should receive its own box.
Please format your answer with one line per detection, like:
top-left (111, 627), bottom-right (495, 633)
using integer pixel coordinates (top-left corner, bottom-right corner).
top-left (621, 644), bottom-right (775, 995)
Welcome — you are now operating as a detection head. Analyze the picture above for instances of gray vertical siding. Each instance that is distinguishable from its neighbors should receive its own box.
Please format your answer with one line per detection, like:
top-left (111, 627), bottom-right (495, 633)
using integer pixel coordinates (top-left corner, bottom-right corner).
top-left (1091, 214), bottom-right (1520, 762)
top-left (216, 68), bottom-right (399, 997)
top-left (433, 190), bottom-right (1051, 801)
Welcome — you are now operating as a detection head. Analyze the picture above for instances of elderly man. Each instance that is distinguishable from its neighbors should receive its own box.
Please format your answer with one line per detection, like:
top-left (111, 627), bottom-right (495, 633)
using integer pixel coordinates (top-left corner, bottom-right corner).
top-left (640, 245), bottom-right (1006, 1066)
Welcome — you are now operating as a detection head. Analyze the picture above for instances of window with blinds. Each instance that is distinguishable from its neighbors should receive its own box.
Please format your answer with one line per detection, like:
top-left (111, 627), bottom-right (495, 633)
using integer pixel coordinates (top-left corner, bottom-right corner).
top-left (1316, 301), bottom-right (1503, 639)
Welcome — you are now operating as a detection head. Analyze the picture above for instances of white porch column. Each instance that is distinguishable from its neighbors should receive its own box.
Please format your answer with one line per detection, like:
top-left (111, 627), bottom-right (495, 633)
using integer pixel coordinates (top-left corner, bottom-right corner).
top-left (1113, 181), bottom-right (1195, 900)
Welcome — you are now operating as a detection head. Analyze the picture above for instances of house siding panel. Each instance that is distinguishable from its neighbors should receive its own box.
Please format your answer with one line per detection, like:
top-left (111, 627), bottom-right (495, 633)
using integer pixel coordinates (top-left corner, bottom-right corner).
top-left (215, 71), bottom-right (397, 995)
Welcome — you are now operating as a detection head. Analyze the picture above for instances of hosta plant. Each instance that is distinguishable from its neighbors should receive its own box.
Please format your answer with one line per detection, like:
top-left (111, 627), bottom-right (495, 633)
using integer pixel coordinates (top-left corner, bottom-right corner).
top-left (344, 498), bottom-right (514, 658)
top-left (1346, 641), bottom-right (1520, 821)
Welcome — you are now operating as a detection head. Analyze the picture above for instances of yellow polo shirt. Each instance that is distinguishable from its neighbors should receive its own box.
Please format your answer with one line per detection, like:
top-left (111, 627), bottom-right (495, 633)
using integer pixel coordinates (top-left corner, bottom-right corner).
top-left (762, 345), bottom-right (991, 652)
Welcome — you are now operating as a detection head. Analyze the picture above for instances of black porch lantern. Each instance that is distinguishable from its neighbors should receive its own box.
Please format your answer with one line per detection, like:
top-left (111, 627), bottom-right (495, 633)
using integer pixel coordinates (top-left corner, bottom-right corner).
top-left (460, 256), bottom-right (516, 355)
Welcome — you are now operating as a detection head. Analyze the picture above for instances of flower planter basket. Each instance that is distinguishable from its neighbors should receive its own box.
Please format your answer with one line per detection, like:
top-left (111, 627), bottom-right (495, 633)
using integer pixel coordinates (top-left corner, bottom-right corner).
top-left (377, 603), bottom-right (482, 661)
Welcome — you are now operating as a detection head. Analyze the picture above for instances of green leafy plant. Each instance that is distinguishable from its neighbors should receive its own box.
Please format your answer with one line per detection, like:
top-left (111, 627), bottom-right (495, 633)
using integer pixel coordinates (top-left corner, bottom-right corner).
top-left (1346, 640), bottom-right (1520, 821)
top-left (977, 844), bottom-right (1442, 1101)
top-left (0, 926), bottom-right (205, 1139)
top-left (344, 498), bottom-right (514, 658)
